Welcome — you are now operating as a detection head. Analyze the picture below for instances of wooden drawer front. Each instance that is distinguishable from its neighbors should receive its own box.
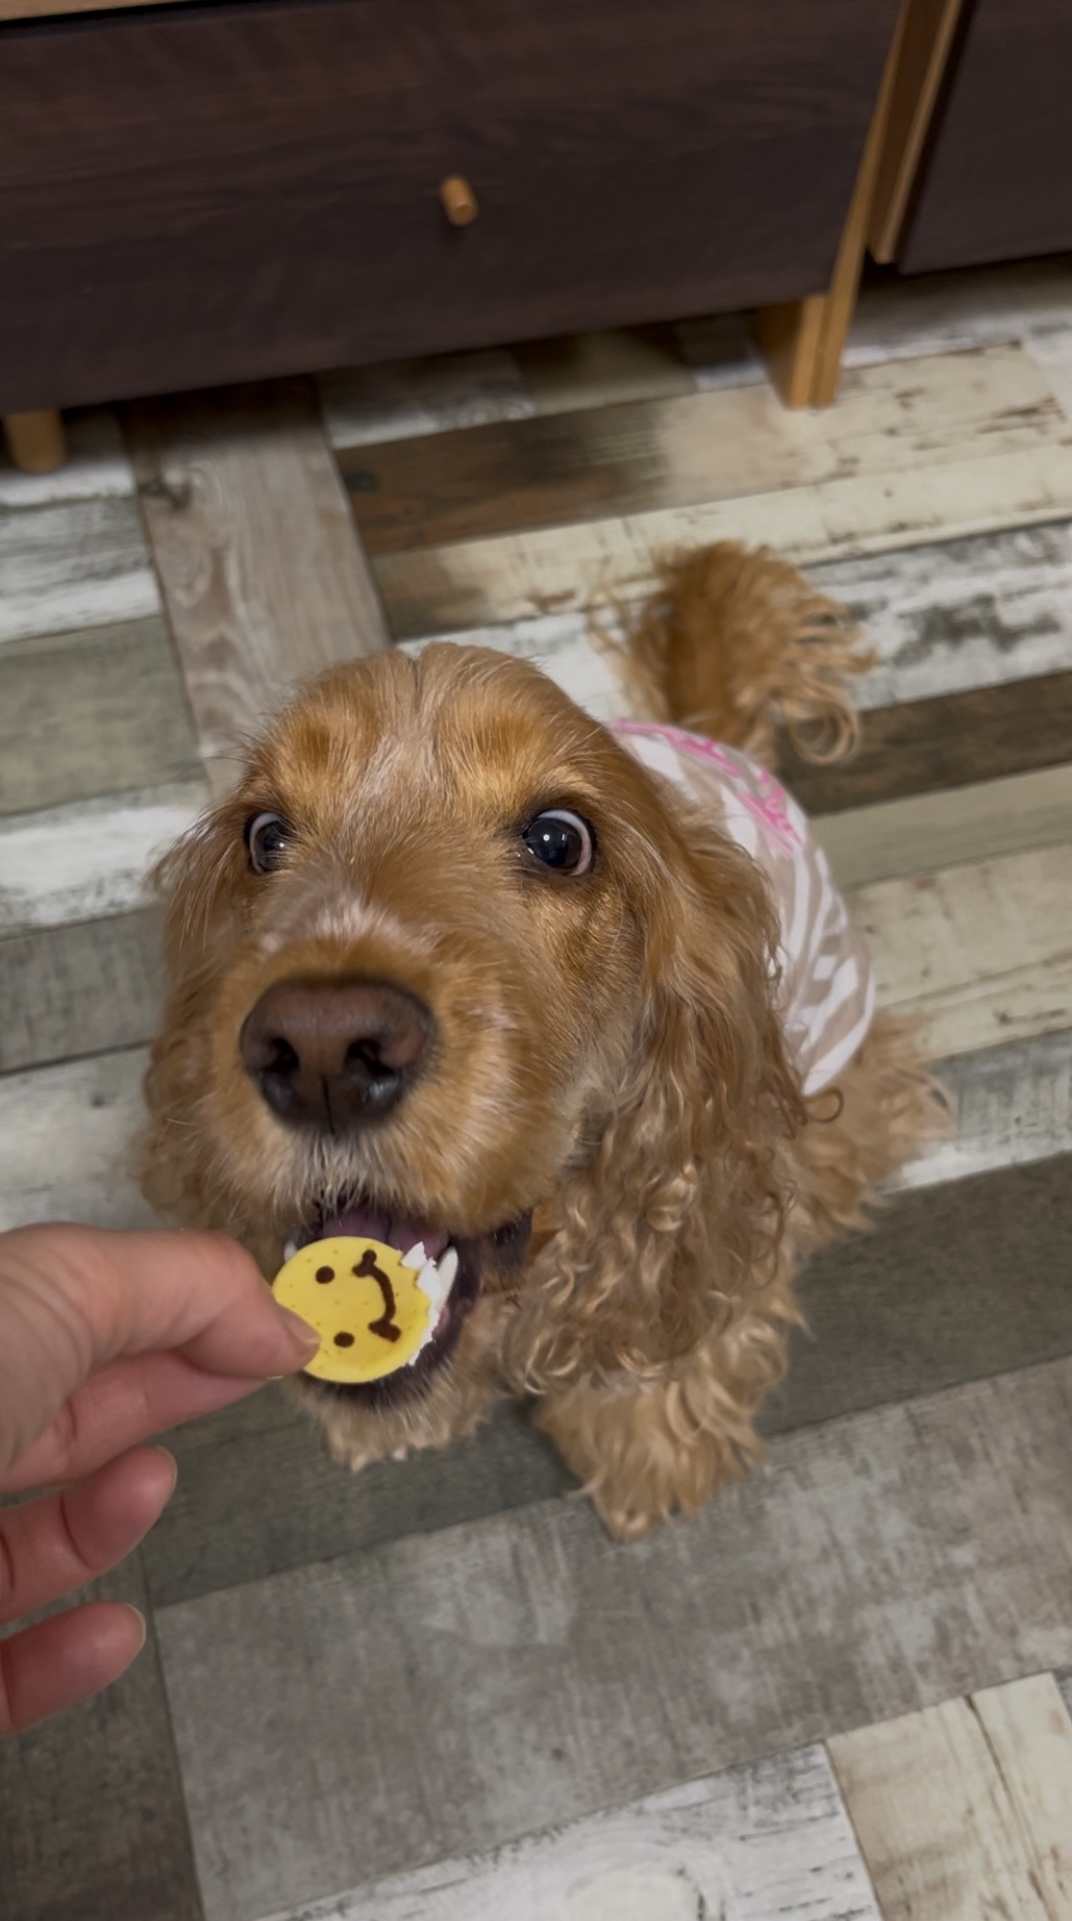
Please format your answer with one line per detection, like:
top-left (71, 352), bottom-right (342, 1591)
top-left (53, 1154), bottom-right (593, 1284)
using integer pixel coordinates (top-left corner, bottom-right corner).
top-left (0, 0), bottom-right (898, 411)
top-left (899, 0), bottom-right (1072, 272)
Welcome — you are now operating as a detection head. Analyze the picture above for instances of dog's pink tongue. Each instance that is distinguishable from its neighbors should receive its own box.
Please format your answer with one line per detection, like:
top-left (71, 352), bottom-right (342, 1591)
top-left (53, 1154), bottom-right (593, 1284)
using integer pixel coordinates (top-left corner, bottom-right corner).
top-left (319, 1206), bottom-right (449, 1262)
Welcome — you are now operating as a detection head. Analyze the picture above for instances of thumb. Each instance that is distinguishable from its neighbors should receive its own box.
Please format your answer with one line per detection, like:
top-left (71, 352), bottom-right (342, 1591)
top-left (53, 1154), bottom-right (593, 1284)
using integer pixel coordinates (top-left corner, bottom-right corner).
top-left (0, 1225), bottom-right (317, 1477)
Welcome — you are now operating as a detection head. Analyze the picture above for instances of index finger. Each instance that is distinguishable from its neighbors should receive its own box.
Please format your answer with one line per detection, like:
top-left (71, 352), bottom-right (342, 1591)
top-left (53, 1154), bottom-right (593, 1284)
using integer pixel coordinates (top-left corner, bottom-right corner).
top-left (0, 1225), bottom-right (317, 1477)
top-left (1, 1351), bottom-right (266, 1494)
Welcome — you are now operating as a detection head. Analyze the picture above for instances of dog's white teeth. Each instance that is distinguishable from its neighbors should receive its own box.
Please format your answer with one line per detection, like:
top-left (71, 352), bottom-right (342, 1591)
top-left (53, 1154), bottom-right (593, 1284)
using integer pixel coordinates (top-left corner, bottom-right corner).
top-left (283, 1237), bottom-right (298, 1262)
top-left (417, 1258), bottom-right (447, 1308)
top-left (438, 1245), bottom-right (459, 1291)
top-left (401, 1241), bottom-right (427, 1270)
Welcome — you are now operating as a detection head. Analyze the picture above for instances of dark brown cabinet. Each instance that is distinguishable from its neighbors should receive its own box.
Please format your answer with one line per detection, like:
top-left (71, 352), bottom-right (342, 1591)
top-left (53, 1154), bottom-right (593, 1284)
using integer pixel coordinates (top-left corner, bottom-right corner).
top-left (0, 0), bottom-right (899, 412)
top-left (898, 0), bottom-right (1072, 272)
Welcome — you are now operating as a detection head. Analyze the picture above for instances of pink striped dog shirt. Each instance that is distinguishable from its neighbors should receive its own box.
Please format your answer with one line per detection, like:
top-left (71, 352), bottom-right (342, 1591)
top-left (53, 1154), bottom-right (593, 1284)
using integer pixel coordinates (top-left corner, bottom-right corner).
top-left (611, 720), bottom-right (875, 1096)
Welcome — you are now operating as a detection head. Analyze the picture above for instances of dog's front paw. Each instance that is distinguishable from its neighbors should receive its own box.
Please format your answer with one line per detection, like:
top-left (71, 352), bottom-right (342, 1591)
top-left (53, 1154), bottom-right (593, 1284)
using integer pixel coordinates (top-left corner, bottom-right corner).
top-left (539, 1378), bottom-right (756, 1542)
top-left (326, 1431), bottom-right (377, 1474)
top-left (590, 1491), bottom-right (667, 1544)
top-left (323, 1421), bottom-right (417, 1473)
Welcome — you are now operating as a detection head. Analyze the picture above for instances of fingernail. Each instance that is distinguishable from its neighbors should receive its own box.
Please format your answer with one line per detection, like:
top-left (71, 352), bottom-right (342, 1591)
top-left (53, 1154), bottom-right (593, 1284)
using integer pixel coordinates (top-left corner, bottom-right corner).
top-left (123, 1604), bottom-right (148, 1654)
top-left (278, 1307), bottom-right (321, 1355)
top-left (149, 1446), bottom-right (179, 1502)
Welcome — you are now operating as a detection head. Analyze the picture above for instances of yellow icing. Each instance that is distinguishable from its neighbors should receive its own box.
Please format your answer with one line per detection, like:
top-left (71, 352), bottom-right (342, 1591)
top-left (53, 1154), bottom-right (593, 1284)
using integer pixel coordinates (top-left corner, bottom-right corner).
top-left (272, 1236), bottom-right (441, 1384)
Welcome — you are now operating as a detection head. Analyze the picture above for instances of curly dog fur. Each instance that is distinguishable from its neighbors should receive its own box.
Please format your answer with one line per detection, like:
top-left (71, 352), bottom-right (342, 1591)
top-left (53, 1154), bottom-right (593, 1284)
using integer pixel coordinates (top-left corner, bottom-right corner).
top-left (141, 543), bottom-right (946, 1539)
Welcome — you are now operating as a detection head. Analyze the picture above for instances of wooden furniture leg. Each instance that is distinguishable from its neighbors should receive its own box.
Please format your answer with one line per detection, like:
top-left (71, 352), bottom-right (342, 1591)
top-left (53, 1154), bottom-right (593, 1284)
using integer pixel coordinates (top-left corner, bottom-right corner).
top-left (751, 296), bottom-right (828, 408)
top-left (3, 408), bottom-right (66, 473)
top-left (868, 0), bottom-right (969, 263)
top-left (752, 0), bottom-right (911, 408)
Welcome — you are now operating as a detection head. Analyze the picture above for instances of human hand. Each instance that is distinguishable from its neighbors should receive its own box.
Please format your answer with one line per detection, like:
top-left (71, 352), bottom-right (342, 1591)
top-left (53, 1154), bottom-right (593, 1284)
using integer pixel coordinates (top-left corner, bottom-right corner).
top-left (0, 1224), bottom-right (317, 1735)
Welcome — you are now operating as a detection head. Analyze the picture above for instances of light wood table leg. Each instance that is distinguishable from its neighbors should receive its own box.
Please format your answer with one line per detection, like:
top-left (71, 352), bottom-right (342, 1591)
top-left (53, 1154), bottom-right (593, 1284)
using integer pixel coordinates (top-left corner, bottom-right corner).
top-left (751, 296), bottom-right (829, 408)
top-left (869, 0), bottom-right (968, 263)
top-left (752, 0), bottom-right (910, 408)
top-left (3, 408), bottom-right (67, 474)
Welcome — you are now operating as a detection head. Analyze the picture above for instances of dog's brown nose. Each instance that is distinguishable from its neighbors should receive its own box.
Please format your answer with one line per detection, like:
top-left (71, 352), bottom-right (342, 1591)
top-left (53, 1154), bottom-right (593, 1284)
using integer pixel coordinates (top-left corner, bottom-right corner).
top-left (239, 977), bottom-right (431, 1131)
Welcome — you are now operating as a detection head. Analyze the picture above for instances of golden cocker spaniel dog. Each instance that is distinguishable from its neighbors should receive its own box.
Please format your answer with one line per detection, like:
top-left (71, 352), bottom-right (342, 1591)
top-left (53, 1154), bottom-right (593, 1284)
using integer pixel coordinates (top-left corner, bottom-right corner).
top-left (142, 544), bottom-right (944, 1539)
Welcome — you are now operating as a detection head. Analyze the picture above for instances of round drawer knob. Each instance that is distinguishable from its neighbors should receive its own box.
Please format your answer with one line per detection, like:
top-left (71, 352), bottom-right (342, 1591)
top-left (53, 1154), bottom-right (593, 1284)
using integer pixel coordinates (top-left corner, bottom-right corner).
top-left (439, 175), bottom-right (479, 227)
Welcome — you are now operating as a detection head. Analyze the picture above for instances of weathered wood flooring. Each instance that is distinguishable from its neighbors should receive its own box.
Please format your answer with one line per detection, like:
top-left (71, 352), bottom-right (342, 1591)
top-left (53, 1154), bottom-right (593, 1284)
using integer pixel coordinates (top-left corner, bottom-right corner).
top-left (1, 256), bottom-right (1071, 1921)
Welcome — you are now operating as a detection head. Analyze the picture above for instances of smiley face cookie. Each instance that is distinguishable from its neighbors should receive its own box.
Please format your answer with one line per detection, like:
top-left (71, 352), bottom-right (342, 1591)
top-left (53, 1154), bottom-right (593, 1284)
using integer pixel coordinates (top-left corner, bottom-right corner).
top-left (273, 1236), bottom-right (455, 1383)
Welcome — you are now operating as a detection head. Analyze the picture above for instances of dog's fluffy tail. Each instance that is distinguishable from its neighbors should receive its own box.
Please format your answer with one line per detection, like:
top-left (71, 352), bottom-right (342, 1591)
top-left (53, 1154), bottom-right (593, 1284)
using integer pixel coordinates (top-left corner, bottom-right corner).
top-left (619, 542), bottom-right (873, 769)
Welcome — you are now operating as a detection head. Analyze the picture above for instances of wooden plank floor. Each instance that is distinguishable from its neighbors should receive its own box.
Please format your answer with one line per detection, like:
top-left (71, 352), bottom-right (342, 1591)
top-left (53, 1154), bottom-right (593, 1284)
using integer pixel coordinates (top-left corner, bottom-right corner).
top-left (829, 1675), bottom-right (1072, 1919)
top-left (125, 380), bottom-right (390, 795)
top-left (158, 1360), bottom-right (1072, 1920)
top-left (2, 261), bottom-right (1072, 1921)
top-left (279, 1745), bottom-right (881, 1921)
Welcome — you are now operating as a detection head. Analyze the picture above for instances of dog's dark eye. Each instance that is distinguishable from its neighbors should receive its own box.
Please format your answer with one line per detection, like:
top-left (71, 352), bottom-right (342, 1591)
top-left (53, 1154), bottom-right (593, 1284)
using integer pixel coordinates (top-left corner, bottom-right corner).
top-left (245, 812), bottom-right (292, 875)
top-left (521, 810), bottom-right (595, 876)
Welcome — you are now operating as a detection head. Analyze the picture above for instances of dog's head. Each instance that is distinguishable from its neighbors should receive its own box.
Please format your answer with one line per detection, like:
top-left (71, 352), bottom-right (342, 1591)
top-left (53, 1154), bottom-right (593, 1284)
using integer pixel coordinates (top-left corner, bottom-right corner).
top-left (143, 644), bottom-right (799, 1409)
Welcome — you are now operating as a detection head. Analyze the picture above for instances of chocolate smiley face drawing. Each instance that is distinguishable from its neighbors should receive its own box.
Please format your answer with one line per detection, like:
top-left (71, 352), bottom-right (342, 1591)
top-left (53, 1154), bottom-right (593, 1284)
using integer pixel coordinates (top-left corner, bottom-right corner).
top-left (272, 1237), bottom-right (455, 1384)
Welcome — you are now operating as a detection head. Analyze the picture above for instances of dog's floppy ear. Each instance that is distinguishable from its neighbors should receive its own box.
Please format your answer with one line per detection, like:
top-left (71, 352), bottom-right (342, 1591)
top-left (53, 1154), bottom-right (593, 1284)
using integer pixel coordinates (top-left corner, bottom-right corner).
top-left (151, 796), bottom-right (252, 979)
top-left (506, 804), bottom-right (805, 1390)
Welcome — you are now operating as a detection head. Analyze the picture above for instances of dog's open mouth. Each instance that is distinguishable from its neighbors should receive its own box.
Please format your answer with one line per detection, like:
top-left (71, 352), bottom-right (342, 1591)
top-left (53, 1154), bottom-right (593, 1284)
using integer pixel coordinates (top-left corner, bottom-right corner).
top-left (283, 1199), bottom-right (530, 1406)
